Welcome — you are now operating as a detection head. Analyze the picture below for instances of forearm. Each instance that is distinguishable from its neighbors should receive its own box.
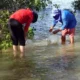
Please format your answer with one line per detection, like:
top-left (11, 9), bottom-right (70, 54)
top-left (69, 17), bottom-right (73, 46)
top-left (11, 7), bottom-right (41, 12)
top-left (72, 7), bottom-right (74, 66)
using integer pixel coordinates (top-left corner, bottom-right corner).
top-left (50, 26), bottom-right (54, 29)
top-left (49, 26), bottom-right (54, 32)
top-left (49, 19), bottom-right (57, 32)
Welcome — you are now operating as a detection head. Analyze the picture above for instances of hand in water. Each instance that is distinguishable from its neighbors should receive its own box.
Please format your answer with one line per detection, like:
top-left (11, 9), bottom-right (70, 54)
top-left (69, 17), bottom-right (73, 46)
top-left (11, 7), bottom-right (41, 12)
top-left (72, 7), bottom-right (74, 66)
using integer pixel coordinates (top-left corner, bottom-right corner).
top-left (49, 26), bottom-right (53, 32)
top-left (49, 28), bottom-right (53, 32)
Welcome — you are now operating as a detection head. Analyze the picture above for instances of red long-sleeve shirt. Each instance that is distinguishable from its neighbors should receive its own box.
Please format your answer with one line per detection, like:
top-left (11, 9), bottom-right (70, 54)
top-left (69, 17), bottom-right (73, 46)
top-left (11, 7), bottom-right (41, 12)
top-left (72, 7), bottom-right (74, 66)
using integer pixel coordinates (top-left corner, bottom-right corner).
top-left (10, 8), bottom-right (33, 32)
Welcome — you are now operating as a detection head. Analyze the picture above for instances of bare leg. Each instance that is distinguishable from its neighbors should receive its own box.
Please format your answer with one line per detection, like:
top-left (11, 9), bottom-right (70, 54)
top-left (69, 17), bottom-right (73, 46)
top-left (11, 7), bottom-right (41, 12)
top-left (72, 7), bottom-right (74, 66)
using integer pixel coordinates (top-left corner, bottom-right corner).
top-left (69, 35), bottom-right (74, 44)
top-left (61, 36), bottom-right (66, 44)
top-left (19, 46), bottom-right (25, 58)
top-left (13, 45), bottom-right (18, 57)
top-left (61, 29), bottom-right (67, 45)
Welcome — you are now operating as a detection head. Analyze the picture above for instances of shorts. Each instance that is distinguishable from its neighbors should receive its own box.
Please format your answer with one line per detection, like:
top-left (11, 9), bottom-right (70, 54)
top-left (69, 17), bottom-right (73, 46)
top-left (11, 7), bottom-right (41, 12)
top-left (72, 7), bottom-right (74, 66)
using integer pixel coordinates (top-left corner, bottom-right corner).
top-left (61, 28), bottom-right (75, 37)
top-left (8, 18), bottom-right (25, 46)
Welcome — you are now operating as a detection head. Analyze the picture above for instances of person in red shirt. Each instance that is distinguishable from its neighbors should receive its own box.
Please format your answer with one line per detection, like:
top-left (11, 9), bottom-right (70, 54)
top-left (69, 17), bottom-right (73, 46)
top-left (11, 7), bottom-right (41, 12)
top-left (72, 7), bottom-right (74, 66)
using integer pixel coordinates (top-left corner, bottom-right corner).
top-left (8, 8), bottom-right (38, 58)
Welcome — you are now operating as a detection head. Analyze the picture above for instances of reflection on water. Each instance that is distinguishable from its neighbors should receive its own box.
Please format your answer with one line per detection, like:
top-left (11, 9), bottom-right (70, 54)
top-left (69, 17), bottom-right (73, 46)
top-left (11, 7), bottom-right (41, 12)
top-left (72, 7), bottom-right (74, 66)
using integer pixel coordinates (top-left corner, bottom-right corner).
top-left (26, 43), bottom-right (80, 80)
top-left (1, 42), bottom-right (80, 80)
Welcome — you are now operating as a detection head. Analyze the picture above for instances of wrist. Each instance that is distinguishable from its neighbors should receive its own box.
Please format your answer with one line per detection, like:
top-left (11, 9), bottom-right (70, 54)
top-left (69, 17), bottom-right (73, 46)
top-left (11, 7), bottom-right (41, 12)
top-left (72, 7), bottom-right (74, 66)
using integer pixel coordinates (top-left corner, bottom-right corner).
top-left (50, 26), bottom-right (53, 29)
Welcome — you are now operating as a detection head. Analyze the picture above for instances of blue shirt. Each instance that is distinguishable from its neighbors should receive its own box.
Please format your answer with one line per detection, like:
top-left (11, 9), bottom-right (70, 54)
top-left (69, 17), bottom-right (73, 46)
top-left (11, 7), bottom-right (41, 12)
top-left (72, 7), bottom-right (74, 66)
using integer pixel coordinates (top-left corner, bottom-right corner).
top-left (53, 9), bottom-right (77, 30)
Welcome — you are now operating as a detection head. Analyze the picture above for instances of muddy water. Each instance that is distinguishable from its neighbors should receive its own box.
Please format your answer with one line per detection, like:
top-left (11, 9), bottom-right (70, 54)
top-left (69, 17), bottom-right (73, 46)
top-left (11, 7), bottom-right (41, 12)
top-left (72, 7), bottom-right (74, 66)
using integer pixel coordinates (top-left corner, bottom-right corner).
top-left (24, 41), bottom-right (80, 80)
top-left (1, 42), bottom-right (80, 80)
top-left (0, 9), bottom-right (80, 80)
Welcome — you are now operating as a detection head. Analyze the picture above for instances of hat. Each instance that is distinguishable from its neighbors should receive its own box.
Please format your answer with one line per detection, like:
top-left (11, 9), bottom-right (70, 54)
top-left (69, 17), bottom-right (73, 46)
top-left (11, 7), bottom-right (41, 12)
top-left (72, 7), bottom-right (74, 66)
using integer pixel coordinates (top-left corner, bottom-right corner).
top-left (52, 8), bottom-right (60, 17)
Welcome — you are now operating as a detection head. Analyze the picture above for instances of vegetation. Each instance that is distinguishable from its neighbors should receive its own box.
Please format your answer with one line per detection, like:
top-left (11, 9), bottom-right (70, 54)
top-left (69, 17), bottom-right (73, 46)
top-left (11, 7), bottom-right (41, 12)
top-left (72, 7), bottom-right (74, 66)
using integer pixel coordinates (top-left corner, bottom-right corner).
top-left (27, 27), bottom-right (36, 39)
top-left (0, 0), bottom-right (52, 50)
top-left (0, 10), bottom-right (12, 50)
top-left (0, 0), bottom-right (52, 11)
top-left (72, 0), bottom-right (80, 12)
top-left (53, 4), bottom-right (60, 9)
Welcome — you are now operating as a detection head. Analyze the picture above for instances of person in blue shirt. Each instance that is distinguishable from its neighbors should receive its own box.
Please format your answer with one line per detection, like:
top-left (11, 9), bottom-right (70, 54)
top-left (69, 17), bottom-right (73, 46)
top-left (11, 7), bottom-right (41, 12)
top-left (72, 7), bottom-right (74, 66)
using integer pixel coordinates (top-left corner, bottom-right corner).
top-left (49, 9), bottom-right (77, 44)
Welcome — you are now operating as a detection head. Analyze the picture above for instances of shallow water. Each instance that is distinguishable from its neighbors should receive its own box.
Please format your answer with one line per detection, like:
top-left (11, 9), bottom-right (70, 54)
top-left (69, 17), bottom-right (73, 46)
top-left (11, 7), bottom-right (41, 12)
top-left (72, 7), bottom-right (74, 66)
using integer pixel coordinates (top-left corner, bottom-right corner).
top-left (1, 8), bottom-right (80, 80)
top-left (1, 42), bottom-right (80, 80)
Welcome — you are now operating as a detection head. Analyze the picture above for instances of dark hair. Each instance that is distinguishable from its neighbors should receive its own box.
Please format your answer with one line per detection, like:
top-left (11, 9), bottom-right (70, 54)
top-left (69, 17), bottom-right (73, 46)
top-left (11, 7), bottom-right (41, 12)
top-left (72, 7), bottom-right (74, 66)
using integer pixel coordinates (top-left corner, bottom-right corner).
top-left (32, 11), bottom-right (38, 23)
